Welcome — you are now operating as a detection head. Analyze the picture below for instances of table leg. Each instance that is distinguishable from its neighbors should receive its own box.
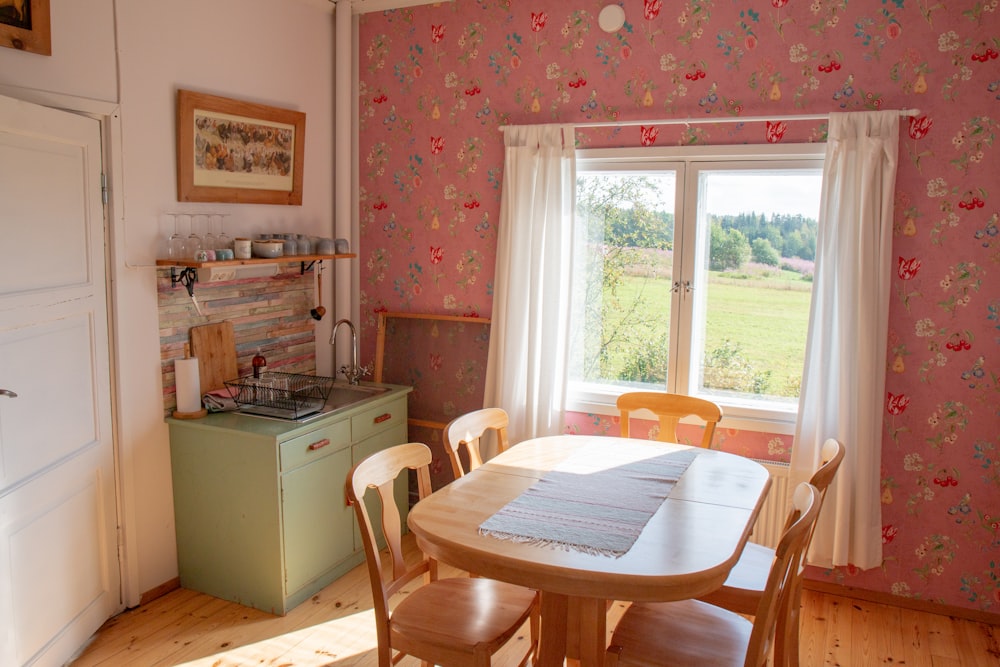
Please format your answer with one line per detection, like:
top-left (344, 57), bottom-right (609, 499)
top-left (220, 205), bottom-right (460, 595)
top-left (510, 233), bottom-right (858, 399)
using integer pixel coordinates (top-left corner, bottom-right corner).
top-left (570, 598), bottom-right (608, 667)
top-left (537, 592), bottom-right (569, 667)
top-left (538, 593), bottom-right (608, 667)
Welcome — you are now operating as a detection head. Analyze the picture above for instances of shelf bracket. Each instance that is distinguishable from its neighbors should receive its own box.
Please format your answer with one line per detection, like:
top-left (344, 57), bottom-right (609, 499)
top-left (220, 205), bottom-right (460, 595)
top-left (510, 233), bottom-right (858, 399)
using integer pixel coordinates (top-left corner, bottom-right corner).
top-left (300, 259), bottom-right (320, 274)
top-left (171, 266), bottom-right (198, 297)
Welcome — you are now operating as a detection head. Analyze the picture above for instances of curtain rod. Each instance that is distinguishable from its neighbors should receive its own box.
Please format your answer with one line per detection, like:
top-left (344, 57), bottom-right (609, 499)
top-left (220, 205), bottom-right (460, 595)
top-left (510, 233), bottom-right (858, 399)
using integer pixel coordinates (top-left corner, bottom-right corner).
top-left (499, 108), bottom-right (920, 131)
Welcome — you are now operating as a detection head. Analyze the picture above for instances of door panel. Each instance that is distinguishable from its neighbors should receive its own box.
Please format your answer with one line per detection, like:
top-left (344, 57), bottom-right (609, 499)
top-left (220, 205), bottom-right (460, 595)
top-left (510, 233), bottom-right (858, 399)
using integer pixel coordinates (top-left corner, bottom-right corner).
top-left (0, 315), bottom-right (99, 487)
top-left (6, 449), bottom-right (112, 665)
top-left (0, 130), bottom-right (90, 295)
top-left (0, 93), bottom-right (118, 667)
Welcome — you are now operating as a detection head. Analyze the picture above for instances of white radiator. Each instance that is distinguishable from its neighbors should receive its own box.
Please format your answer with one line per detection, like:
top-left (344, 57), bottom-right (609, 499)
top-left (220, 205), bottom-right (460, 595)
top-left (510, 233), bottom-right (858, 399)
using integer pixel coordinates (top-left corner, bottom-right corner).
top-left (747, 460), bottom-right (791, 549)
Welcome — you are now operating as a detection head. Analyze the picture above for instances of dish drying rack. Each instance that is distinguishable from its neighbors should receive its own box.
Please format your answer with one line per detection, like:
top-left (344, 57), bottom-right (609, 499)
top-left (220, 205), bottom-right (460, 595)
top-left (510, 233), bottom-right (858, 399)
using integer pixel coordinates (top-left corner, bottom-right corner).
top-left (225, 372), bottom-right (335, 420)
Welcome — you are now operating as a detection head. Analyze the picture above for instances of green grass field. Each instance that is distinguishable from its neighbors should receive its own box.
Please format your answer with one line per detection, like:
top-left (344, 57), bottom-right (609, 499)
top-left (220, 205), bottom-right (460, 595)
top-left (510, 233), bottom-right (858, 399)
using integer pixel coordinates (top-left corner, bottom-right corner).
top-left (600, 270), bottom-right (812, 397)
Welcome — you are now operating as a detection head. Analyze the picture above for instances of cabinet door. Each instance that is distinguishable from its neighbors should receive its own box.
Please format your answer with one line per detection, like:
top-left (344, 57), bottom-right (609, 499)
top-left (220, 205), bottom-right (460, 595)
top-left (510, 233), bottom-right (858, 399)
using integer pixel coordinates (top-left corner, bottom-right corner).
top-left (281, 444), bottom-right (354, 598)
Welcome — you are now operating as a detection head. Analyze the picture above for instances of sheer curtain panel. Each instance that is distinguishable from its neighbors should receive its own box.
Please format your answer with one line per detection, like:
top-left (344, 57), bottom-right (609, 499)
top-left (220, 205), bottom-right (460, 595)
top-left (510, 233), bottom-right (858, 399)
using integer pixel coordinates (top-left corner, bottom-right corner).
top-left (791, 111), bottom-right (900, 570)
top-left (484, 125), bottom-right (576, 447)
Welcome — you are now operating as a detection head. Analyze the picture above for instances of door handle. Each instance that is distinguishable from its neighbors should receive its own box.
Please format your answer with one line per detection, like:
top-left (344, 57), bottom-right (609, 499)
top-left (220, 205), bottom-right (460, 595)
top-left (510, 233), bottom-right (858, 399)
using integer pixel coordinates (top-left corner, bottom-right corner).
top-left (0, 389), bottom-right (17, 398)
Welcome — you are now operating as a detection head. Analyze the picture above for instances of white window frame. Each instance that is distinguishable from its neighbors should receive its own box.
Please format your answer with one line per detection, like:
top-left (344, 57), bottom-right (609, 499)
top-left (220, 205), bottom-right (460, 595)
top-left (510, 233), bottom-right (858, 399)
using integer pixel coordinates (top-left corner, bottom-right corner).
top-left (567, 143), bottom-right (826, 434)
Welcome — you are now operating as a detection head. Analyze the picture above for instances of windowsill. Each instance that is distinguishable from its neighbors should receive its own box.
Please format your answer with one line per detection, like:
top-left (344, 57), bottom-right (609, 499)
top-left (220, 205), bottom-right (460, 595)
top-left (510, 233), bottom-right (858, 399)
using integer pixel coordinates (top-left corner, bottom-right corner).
top-left (565, 385), bottom-right (799, 436)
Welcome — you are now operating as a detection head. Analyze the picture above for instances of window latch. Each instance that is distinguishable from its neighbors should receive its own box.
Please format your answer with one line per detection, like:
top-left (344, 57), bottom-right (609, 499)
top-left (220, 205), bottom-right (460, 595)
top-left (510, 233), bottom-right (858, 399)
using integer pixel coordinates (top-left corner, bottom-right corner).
top-left (671, 280), bottom-right (693, 294)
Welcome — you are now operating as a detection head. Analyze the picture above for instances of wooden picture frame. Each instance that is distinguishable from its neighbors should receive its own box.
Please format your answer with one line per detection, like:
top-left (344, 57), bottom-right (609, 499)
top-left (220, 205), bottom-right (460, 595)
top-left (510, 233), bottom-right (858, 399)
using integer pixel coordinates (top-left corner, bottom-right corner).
top-left (0, 0), bottom-right (51, 56)
top-left (176, 89), bottom-right (305, 205)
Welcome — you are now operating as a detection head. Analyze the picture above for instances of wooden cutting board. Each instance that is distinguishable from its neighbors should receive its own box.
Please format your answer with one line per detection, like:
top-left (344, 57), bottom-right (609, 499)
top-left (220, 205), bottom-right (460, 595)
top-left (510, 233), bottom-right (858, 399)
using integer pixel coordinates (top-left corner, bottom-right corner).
top-left (189, 321), bottom-right (238, 394)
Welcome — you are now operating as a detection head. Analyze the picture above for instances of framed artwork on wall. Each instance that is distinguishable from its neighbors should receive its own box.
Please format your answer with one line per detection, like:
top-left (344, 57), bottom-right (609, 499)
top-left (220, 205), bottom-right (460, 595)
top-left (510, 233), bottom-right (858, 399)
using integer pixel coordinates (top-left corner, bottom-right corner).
top-left (0, 0), bottom-right (51, 56)
top-left (176, 89), bottom-right (306, 205)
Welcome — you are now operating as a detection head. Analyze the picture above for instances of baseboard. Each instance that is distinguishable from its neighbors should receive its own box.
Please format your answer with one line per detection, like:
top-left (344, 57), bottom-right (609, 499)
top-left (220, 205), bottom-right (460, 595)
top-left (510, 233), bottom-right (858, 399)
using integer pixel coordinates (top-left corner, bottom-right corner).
top-left (802, 579), bottom-right (1000, 626)
top-left (139, 577), bottom-right (181, 606)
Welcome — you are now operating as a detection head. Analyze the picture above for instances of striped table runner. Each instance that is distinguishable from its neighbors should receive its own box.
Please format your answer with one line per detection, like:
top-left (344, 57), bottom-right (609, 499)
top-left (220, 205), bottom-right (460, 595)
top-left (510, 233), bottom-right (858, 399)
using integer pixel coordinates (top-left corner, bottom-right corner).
top-left (479, 443), bottom-right (700, 557)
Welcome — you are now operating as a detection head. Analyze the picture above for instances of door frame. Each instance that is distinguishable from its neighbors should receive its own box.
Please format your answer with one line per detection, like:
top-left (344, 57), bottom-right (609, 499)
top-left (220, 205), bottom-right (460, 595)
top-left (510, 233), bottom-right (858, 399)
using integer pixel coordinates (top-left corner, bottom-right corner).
top-left (0, 83), bottom-right (134, 607)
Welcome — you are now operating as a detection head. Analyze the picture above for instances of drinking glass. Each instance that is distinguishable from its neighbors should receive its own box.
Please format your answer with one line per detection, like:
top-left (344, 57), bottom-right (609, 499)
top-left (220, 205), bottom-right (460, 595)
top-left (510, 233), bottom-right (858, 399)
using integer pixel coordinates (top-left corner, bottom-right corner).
top-left (190, 214), bottom-right (207, 252)
top-left (203, 214), bottom-right (218, 252)
top-left (167, 214), bottom-right (186, 259)
top-left (172, 214), bottom-right (193, 259)
top-left (216, 214), bottom-right (232, 251)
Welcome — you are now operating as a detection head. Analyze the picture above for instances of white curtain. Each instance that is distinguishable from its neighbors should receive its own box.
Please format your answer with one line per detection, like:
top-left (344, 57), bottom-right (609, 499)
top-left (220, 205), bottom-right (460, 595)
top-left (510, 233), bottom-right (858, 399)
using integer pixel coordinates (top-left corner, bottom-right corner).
top-left (484, 125), bottom-right (576, 447)
top-left (791, 111), bottom-right (900, 570)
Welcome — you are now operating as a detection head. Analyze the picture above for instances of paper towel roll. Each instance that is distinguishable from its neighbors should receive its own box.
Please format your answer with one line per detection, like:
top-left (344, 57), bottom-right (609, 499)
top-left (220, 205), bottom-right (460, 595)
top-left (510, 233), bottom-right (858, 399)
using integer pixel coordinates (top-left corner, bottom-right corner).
top-left (175, 357), bottom-right (202, 414)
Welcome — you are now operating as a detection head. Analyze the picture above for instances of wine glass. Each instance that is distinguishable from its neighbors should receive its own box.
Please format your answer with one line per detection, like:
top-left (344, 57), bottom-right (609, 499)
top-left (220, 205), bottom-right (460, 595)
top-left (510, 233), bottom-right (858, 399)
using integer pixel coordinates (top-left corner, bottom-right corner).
top-left (171, 214), bottom-right (193, 259)
top-left (167, 214), bottom-right (186, 259)
top-left (216, 214), bottom-right (232, 251)
top-left (186, 214), bottom-right (204, 259)
top-left (203, 214), bottom-right (218, 252)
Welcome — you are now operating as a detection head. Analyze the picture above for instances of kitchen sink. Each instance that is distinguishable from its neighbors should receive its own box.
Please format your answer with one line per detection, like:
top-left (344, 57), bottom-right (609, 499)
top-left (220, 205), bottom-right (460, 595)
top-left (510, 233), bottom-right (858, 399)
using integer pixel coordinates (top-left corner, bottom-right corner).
top-left (323, 383), bottom-right (390, 410)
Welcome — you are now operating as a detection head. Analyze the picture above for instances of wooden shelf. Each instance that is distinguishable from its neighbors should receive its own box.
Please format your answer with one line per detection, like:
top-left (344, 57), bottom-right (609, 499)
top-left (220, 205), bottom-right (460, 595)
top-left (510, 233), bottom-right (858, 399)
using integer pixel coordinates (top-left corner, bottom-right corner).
top-left (155, 253), bottom-right (356, 269)
top-left (157, 254), bottom-right (356, 297)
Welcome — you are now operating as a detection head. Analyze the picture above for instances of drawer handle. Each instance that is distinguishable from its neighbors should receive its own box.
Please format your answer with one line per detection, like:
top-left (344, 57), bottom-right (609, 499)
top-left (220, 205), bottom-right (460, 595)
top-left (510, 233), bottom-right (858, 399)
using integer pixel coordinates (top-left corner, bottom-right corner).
top-left (308, 438), bottom-right (331, 451)
top-left (373, 413), bottom-right (392, 424)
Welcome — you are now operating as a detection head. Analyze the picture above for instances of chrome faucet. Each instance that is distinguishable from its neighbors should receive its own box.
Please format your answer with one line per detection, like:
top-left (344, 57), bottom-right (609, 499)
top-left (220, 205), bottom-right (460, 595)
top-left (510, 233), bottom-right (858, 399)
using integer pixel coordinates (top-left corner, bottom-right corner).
top-left (330, 318), bottom-right (370, 384)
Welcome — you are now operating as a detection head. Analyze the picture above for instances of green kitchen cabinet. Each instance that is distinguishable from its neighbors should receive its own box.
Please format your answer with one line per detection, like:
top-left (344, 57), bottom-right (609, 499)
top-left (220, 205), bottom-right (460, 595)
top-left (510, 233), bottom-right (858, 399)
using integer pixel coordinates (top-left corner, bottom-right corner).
top-left (166, 384), bottom-right (411, 615)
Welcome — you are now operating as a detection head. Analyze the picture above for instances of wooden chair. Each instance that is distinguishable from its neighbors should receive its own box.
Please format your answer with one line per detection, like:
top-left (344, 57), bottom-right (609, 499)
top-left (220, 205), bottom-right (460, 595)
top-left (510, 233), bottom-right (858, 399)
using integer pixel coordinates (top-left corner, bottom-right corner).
top-left (604, 482), bottom-right (821, 667)
top-left (697, 438), bottom-right (846, 667)
top-left (346, 442), bottom-right (538, 667)
top-left (443, 407), bottom-right (511, 479)
top-left (616, 391), bottom-right (723, 448)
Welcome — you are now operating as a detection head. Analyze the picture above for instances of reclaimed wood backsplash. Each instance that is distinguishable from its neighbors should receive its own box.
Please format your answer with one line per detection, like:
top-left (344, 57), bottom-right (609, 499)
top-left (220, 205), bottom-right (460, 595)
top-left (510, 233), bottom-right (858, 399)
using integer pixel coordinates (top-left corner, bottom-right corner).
top-left (157, 265), bottom-right (319, 416)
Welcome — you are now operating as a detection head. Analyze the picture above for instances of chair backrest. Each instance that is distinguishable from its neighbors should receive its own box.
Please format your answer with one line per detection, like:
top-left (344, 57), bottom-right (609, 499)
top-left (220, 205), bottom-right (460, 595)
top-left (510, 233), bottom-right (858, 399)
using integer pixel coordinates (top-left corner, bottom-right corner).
top-left (616, 391), bottom-right (723, 448)
top-left (744, 482), bottom-right (820, 667)
top-left (810, 438), bottom-right (845, 497)
top-left (442, 407), bottom-right (510, 479)
top-left (346, 442), bottom-right (434, 645)
top-left (776, 438), bottom-right (845, 537)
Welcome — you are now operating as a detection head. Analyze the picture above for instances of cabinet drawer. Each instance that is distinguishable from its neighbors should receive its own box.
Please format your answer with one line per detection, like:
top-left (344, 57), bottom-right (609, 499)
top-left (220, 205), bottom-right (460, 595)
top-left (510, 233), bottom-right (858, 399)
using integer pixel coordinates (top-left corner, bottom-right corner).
top-left (279, 421), bottom-right (351, 472)
top-left (351, 398), bottom-right (405, 442)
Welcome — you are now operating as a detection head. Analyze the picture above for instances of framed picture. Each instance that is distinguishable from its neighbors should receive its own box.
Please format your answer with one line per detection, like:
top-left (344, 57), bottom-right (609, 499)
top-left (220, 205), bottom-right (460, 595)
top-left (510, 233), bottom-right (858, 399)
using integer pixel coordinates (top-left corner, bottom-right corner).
top-left (176, 89), bottom-right (306, 205)
top-left (0, 0), bottom-right (51, 56)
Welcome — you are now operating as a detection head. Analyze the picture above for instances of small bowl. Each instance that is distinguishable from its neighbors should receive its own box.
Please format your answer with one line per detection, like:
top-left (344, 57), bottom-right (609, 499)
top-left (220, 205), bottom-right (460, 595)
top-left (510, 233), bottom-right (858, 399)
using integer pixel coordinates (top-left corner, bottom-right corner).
top-left (252, 239), bottom-right (284, 258)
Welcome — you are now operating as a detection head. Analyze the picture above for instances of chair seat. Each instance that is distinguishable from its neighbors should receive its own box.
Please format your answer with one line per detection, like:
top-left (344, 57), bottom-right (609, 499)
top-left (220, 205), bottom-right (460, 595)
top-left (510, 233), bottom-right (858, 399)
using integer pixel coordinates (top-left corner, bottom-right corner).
top-left (391, 577), bottom-right (537, 663)
top-left (697, 542), bottom-right (773, 615)
top-left (608, 599), bottom-right (753, 666)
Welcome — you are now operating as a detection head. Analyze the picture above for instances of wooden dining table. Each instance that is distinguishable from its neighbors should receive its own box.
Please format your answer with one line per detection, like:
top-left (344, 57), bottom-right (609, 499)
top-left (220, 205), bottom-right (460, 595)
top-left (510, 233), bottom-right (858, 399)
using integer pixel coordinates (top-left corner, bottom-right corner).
top-left (406, 434), bottom-right (772, 667)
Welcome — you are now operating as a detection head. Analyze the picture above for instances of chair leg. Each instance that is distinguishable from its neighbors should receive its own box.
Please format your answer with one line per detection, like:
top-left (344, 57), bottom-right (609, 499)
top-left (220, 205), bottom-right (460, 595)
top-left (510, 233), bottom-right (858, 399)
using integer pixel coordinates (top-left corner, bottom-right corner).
top-left (529, 596), bottom-right (541, 665)
top-left (774, 595), bottom-right (802, 667)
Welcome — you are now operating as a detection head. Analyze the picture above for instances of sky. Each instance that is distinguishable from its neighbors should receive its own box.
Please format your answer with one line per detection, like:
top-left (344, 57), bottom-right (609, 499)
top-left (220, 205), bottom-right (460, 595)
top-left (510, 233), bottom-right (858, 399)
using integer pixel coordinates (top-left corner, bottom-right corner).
top-left (579, 169), bottom-right (824, 220)
top-left (702, 170), bottom-right (823, 218)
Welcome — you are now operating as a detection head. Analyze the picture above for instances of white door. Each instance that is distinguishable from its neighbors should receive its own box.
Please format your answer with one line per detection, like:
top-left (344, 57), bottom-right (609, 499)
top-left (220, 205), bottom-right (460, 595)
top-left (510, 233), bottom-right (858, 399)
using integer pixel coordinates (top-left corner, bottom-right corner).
top-left (0, 94), bottom-right (119, 666)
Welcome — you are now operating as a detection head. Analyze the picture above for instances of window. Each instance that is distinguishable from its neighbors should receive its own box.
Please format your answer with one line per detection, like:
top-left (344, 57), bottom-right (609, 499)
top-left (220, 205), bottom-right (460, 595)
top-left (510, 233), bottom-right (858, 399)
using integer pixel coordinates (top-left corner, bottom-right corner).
top-left (567, 144), bottom-right (825, 431)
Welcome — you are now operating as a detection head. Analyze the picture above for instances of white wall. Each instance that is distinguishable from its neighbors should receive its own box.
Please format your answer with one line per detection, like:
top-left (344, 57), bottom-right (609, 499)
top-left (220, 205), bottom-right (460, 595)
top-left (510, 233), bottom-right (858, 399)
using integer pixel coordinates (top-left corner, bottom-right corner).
top-left (0, 0), bottom-right (338, 604)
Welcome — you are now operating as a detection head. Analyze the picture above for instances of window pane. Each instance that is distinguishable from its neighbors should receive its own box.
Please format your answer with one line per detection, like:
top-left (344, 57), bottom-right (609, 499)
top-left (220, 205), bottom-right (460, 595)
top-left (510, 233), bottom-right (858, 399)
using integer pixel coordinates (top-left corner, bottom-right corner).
top-left (693, 168), bottom-right (821, 405)
top-left (570, 172), bottom-right (676, 388)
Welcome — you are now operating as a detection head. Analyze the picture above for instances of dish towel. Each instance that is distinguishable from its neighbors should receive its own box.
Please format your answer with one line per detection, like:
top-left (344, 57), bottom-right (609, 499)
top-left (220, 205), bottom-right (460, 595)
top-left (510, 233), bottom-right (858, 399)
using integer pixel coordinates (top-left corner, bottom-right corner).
top-left (202, 387), bottom-right (238, 412)
top-left (479, 444), bottom-right (700, 558)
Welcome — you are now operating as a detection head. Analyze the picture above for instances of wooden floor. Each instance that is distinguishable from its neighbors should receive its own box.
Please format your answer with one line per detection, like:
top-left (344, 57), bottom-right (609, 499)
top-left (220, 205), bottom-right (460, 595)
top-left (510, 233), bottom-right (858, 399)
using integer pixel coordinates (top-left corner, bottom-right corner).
top-left (71, 535), bottom-right (999, 667)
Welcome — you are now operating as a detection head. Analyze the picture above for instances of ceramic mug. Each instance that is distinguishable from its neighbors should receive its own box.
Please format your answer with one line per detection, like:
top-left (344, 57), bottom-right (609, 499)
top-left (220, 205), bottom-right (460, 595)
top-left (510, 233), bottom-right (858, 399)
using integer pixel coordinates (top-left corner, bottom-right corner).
top-left (234, 238), bottom-right (252, 260)
top-left (316, 237), bottom-right (336, 254)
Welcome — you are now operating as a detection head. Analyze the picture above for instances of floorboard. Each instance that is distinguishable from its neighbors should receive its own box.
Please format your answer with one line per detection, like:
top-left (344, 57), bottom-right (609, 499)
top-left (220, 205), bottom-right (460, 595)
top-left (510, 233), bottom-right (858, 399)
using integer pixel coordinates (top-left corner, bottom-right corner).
top-left (69, 536), bottom-right (999, 667)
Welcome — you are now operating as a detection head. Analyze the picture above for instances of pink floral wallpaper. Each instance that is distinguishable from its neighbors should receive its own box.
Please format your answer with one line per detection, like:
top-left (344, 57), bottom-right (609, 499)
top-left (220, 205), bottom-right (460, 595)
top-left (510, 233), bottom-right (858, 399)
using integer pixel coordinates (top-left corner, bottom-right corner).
top-left (357, 0), bottom-right (999, 614)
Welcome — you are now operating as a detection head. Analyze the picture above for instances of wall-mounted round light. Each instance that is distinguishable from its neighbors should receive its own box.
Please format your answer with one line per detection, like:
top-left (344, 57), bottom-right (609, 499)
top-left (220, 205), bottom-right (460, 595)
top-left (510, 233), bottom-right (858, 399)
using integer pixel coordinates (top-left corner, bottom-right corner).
top-left (598, 4), bottom-right (626, 32)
